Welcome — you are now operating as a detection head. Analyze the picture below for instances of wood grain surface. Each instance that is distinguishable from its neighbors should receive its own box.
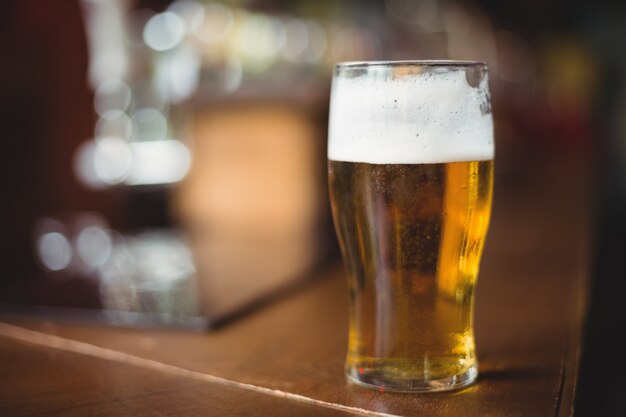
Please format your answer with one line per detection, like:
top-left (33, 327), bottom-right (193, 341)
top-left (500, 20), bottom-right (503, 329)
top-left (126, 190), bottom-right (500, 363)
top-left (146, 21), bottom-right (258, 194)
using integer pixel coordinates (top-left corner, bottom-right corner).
top-left (0, 336), bottom-right (362, 417)
top-left (0, 158), bottom-right (592, 417)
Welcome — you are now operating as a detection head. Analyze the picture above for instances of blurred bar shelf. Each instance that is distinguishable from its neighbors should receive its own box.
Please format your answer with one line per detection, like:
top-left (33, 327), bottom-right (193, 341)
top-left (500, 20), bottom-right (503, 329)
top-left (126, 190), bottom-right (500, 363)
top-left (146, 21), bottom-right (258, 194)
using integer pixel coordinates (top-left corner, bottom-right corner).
top-left (0, 155), bottom-right (592, 417)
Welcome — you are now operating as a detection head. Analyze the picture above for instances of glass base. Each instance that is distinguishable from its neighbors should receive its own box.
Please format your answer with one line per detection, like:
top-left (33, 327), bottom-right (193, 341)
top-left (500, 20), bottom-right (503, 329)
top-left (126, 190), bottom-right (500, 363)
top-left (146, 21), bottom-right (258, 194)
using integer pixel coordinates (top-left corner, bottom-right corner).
top-left (346, 363), bottom-right (478, 393)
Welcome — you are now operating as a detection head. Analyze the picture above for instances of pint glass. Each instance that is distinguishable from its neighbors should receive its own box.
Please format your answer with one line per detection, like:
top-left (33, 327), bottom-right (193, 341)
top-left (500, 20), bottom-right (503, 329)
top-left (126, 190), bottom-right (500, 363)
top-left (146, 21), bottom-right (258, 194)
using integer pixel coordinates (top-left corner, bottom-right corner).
top-left (328, 61), bottom-right (494, 392)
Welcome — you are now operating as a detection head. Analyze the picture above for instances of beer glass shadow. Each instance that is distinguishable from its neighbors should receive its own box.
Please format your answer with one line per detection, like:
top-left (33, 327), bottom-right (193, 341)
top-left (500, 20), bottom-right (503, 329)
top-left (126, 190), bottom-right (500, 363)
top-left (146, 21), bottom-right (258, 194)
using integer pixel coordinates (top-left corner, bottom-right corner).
top-left (477, 367), bottom-right (552, 381)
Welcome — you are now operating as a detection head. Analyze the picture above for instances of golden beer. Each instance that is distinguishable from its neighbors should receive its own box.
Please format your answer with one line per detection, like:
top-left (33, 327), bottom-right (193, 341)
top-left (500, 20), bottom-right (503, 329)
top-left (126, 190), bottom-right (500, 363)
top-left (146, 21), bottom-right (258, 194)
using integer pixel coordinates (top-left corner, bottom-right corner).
top-left (327, 60), bottom-right (494, 391)
top-left (329, 159), bottom-right (493, 390)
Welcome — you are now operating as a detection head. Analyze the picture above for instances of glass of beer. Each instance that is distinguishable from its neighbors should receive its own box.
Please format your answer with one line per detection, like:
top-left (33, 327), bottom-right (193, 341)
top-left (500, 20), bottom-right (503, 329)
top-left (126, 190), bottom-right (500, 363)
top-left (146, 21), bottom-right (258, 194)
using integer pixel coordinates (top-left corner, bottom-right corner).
top-left (328, 61), bottom-right (494, 392)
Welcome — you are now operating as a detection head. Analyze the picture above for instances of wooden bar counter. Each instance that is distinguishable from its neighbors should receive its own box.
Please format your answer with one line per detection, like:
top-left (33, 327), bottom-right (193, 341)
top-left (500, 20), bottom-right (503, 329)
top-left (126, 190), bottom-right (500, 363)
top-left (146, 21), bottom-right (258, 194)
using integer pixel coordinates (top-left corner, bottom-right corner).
top-left (0, 156), bottom-right (592, 417)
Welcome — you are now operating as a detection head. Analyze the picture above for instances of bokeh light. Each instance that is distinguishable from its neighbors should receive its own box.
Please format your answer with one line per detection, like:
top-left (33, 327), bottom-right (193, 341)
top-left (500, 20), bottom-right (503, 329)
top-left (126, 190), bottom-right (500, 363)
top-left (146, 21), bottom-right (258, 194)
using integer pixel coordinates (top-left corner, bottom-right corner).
top-left (95, 110), bottom-right (132, 140)
top-left (74, 140), bottom-right (105, 189)
top-left (234, 13), bottom-right (284, 72)
top-left (34, 217), bottom-right (74, 273)
top-left (168, 0), bottom-right (205, 34)
top-left (94, 79), bottom-right (131, 116)
top-left (37, 233), bottom-right (73, 272)
top-left (143, 11), bottom-right (186, 51)
top-left (76, 226), bottom-right (113, 271)
top-left (93, 136), bottom-right (133, 185)
top-left (82, 0), bottom-right (128, 87)
top-left (154, 44), bottom-right (201, 103)
top-left (126, 139), bottom-right (191, 186)
top-left (131, 108), bottom-right (168, 141)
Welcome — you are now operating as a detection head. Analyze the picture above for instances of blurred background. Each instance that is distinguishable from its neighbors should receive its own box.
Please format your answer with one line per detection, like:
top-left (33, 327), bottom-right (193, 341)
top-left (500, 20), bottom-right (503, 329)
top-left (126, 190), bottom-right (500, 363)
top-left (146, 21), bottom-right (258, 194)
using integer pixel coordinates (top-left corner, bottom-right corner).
top-left (0, 0), bottom-right (625, 415)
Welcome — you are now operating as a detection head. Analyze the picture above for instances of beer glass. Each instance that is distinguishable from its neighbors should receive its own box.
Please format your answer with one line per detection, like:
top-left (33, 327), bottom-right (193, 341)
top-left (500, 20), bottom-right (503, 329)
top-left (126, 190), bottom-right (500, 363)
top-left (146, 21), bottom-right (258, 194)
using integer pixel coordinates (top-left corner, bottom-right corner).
top-left (328, 61), bottom-right (494, 392)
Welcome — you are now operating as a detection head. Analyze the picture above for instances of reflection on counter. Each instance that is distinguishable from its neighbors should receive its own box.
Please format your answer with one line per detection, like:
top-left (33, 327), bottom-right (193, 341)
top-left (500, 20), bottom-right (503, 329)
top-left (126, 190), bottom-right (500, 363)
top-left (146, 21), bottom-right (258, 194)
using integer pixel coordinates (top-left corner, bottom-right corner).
top-left (98, 230), bottom-right (197, 320)
top-left (31, 213), bottom-right (199, 324)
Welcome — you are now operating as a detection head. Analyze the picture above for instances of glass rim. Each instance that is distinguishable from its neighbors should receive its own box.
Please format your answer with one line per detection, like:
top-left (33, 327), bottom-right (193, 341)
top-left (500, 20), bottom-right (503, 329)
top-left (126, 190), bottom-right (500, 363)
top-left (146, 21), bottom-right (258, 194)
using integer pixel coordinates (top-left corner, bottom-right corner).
top-left (335, 60), bottom-right (487, 70)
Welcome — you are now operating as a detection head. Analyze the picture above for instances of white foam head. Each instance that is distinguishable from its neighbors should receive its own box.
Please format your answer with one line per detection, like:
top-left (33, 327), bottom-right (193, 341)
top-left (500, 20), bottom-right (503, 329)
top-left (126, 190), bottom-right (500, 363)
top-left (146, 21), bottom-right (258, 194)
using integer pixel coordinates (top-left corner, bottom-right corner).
top-left (328, 62), bottom-right (494, 164)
